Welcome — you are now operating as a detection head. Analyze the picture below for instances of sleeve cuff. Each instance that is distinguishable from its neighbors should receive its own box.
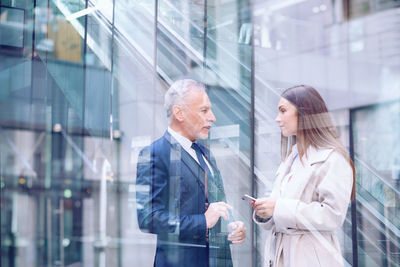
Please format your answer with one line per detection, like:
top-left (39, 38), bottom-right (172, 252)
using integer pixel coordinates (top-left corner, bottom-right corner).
top-left (273, 198), bottom-right (299, 230)
top-left (252, 210), bottom-right (271, 224)
top-left (201, 214), bottom-right (208, 236)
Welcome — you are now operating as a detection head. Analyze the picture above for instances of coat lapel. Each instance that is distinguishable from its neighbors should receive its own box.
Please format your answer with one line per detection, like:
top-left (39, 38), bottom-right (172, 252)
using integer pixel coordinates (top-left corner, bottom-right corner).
top-left (273, 152), bottom-right (298, 198)
top-left (282, 146), bottom-right (334, 198)
top-left (283, 164), bottom-right (314, 198)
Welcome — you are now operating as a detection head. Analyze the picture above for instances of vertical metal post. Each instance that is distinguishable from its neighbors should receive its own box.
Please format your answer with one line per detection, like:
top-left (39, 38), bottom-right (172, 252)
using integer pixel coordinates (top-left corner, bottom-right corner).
top-left (10, 193), bottom-right (18, 267)
top-left (203, 0), bottom-right (207, 68)
top-left (349, 109), bottom-right (358, 267)
top-left (109, 1), bottom-right (122, 266)
top-left (46, 198), bottom-right (52, 267)
top-left (82, 0), bottom-right (88, 134)
top-left (96, 157), bottom-right (110, 267)
top-left (343, 0), bottom-right (351, 20)
top-left (154, 0), bottom-right (158, 72)
top-left (110, 0), bottom-right (116, 143)
top-left (59, 199), bottom-right (64, 267)
top-left (152, 0), bottom-right (158, 140)
top-left (250, 6), bottom-right (256, 267)
top-left (30, 0), bottom-right (37, 104)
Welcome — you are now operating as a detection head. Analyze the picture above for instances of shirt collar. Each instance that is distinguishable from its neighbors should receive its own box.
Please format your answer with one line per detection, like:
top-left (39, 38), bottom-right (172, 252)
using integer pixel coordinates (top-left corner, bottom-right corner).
top-left (167, 127), bottom-right (194, 152)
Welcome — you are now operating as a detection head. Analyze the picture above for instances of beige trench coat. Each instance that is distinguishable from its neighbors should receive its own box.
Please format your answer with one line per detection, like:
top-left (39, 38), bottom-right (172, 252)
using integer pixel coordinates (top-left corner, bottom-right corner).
top-left (254, 146), bottom-right (353, 267)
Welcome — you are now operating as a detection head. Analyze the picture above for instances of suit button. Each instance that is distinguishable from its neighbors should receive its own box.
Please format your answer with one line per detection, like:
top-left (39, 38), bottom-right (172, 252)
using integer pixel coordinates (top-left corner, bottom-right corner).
top-left (193, 235), bottom-right (199, 239)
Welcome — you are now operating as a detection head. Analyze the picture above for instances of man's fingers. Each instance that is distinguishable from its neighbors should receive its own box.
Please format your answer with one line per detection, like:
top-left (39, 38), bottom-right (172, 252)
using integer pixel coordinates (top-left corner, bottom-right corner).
top-left (230, 222), bottom-right (245, 236)
top-left (228, 230), bottom-right (246, 244)
top-left (229, 234), bottom-right (245, 241)
top-left (216, 202), bottom-right (233, 210)
top-left (233, 221), bottom-right (244, 230)
top-left (211, 202), bottom-right (231, 220)
top-left (208, 202), bottom-right (236, 221)
top-left (228, 231), bottom-right (242, 239)
top-left (220, 208), bottom-right (229, 220)
top-left (228, 235), bottom-right (240, 241)
top-left (230, 228), bottom-right (242, 236)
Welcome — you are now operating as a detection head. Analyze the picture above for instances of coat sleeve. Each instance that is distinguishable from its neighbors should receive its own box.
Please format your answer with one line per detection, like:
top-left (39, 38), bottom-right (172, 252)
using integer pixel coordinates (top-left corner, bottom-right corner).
top-left (273, 152), bottom-right (353, 232)
top-left (252, 162), bottom-right (284, 231)
top-left (253, 211), bottom-right (274, 230)
top-left (136, 146), bottom-right (207, 238)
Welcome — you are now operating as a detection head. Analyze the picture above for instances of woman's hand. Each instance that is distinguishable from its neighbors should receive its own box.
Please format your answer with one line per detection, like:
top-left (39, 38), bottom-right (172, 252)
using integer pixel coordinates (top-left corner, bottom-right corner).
top-left (253, 197), bottom-right (276, 219)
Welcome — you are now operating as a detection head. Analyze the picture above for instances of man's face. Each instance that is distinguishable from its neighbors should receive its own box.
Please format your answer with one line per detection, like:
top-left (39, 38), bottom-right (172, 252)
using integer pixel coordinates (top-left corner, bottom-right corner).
top-left (181, 89), bottom-right (216, 142)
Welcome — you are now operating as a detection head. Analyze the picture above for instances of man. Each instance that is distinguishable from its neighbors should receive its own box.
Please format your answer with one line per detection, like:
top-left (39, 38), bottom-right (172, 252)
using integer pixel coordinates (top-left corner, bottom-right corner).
top-left (136, 79), bottom-right (246, 267)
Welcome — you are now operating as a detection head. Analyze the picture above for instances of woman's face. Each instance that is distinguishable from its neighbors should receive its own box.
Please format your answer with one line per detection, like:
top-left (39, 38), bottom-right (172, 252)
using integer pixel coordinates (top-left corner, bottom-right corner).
top-left (275, 97), bottom-right (298, 137)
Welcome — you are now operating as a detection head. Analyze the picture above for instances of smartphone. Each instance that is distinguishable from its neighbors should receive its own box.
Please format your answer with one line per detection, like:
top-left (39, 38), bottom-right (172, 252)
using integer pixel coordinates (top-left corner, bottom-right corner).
top-left (241, 194), bottom-right (256, 202)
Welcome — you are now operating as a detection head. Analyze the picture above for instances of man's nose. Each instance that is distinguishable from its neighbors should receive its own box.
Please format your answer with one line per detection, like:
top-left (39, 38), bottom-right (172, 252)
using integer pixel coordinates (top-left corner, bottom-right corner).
top-left (275, 114), bottom-right (280, 122)
top-left (209, 111), bottom-right (216, 122)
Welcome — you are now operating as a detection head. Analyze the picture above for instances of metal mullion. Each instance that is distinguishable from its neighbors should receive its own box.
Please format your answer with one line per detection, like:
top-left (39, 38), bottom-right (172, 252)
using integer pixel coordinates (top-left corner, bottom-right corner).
top-left (349, 109), bottom-right (359, 267)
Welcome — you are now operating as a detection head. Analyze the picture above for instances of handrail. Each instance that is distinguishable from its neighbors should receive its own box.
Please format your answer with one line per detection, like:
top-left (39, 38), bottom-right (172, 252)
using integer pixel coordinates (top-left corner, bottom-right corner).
top-left (357, 191), bottom-right (400, 238)
top-left (343, 213), bottom-right (389, 266)
top-left (355, 155), bottom-right (400, 196)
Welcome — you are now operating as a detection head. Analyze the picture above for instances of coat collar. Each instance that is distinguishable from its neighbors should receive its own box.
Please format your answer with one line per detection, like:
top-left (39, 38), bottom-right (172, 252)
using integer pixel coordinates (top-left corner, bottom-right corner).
top-left (281, 144), bottom-right (334, 167)
top-left (304, 145), bottom-right (334, 166)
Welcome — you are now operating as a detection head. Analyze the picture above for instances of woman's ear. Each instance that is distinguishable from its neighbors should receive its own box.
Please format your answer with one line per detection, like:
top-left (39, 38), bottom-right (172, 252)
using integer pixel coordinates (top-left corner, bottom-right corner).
top-left (172, 105), bottom-right (184, 122)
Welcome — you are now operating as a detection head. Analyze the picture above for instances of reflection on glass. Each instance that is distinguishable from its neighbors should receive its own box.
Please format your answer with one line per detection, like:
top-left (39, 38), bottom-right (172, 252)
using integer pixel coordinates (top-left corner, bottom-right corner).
top-left (352, 101), bottom-right (400, 266)
top-left (1, 0), bottom-right (399, 266)
top-left (0, 7), bottom-right (25, 48)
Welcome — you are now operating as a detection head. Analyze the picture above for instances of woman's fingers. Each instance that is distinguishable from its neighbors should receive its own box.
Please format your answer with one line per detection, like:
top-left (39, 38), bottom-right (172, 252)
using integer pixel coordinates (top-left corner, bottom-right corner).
top-left (254, 198), bottom-right (270, 207)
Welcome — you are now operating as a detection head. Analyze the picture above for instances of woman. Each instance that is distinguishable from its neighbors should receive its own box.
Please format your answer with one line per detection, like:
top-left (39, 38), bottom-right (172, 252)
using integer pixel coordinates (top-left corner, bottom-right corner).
top-left (253, 85), bottom-right (355, 267)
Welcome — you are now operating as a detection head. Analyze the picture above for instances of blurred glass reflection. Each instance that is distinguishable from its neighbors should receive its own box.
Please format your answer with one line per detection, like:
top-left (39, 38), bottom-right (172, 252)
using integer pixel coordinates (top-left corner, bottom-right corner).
top-left (1, 0), bottom-right (400, 266)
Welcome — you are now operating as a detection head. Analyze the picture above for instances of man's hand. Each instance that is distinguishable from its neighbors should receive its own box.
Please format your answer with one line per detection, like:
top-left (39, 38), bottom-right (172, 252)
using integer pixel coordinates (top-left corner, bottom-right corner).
top-left (205, 202), bottom-right (232, 229)
top-left (227, 221), bottom-right (246, 244)
top-left (253, 197), bottom-right (276, 219)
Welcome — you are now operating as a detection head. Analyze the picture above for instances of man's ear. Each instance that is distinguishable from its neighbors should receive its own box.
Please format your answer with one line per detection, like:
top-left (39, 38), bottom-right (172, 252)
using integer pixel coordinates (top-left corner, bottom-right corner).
top-left (172, 105), bottom-right (184, 122)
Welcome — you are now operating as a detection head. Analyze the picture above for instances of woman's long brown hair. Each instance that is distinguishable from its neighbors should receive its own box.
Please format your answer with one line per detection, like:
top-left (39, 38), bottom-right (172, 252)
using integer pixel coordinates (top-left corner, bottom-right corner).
top-left (280, 85), bottom-right (356, 200)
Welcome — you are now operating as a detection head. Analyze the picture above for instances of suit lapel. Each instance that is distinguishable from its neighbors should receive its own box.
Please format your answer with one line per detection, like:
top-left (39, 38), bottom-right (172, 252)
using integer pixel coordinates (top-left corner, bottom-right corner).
top-left (164, 132), bottom-right (207, 195)
top-left (181, 148), bottom-right (206, 186)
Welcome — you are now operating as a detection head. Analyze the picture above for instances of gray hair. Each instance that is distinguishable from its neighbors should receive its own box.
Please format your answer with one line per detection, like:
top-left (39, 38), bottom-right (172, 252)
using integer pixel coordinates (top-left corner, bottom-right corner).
top-left (164, 79), bottom-right (206, 121)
